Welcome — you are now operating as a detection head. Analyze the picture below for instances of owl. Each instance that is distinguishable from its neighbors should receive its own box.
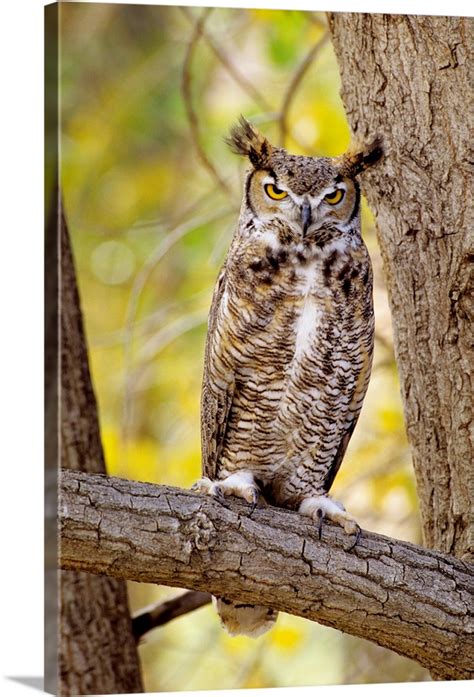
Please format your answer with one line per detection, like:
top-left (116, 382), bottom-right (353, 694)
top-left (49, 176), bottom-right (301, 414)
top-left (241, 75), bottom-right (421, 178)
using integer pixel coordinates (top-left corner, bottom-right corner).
top-left (193, 117), bottom-right (383, 637)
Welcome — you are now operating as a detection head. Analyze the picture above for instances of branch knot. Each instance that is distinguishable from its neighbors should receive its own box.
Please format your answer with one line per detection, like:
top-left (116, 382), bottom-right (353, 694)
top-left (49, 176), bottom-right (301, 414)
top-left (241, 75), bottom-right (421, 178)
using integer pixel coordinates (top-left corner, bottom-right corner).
top-left (187, 511), bottom-right (217, 551)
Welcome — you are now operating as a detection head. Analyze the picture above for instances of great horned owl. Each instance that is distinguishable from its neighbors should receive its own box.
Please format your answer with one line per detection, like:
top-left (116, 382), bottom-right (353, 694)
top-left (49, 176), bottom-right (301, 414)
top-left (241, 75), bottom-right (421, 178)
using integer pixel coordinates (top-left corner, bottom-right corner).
top-left (193, 117), bottom-right (383, 637)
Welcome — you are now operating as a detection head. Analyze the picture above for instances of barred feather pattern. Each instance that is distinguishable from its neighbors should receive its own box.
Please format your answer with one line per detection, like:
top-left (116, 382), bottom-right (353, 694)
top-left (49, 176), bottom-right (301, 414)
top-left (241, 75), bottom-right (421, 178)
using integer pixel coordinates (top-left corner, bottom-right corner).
top-left (202, 219), bottom-right (374, 507)
top-left (199, 121), bottom-right (381, 637)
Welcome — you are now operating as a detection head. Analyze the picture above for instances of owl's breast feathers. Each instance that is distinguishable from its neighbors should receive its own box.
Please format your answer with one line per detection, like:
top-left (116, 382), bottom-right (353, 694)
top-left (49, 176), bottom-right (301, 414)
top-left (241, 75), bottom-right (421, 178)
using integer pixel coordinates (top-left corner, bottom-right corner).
top-left (201, 221), bottom-right (374, 508)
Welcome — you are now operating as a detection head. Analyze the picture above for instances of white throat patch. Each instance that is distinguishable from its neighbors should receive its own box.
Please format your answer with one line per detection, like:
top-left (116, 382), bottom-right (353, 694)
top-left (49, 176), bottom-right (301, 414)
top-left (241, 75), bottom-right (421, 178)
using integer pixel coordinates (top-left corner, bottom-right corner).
top-left (294, 262), bottom-right (322, 358)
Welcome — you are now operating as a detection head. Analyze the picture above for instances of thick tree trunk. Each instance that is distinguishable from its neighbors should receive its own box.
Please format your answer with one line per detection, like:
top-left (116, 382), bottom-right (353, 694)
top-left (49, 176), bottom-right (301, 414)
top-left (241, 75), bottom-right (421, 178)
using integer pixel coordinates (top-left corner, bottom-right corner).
top-left (328, 13), bottom-right (473, 561)
top-left (56, 204), bottom-right (144, 695)
top-left (58, 469), bottom-right (474, 681)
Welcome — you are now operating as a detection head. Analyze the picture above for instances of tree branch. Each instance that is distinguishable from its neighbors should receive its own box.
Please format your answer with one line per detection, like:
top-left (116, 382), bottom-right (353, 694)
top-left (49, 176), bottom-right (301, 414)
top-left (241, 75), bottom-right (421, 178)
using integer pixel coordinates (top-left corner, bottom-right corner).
top-left (58, 199), bottom-right (144, 694)
top-left (180, 6), bottom-right (273, 114)
top-left (132, 591), bottom-right (211, 640)
top-left (278, 31), bottom-right (330, 147)
top-left (181, 7), bottom-right (234, 199)
top-left (59, 469), bottom-right (474, 681)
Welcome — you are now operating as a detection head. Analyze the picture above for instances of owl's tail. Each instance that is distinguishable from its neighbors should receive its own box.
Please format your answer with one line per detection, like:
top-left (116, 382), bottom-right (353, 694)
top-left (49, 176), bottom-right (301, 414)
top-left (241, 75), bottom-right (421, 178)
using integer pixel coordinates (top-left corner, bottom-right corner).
top-left (213, 596), bottom-right (278, 638)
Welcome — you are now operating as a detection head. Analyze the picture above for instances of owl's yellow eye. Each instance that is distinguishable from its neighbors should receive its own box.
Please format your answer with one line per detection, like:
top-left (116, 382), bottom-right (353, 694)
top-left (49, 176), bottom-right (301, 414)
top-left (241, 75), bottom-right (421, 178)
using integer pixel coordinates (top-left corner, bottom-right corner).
top-left (324, 189), bottom-right (344, 205)
top-left (265, 183), bottom-right (288, 200)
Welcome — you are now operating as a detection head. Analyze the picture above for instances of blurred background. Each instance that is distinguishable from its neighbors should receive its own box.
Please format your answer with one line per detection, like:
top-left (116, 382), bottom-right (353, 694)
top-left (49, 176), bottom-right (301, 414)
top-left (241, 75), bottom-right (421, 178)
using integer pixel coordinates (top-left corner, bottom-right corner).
top-left (59, 2), bottom-right (428, 690)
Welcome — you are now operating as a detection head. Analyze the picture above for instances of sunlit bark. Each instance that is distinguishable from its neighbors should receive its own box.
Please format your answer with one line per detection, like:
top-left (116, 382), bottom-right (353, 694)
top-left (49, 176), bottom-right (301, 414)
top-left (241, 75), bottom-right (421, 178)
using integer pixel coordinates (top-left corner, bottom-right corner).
top-left (57, 204), bottom-right (143, 695)
top-left (59, 469), bottom-right (474, 681)
top-left (328, 13), bottom-right (472, 562)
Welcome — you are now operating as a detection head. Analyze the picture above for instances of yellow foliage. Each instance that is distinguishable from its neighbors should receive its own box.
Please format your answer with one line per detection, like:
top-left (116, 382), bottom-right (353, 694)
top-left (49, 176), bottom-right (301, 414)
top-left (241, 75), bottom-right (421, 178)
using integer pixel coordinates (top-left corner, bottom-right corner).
top-left (272, 624), bottom-right (304, 652)
top-left (103, 425), bottom-right (160, 483)
top-left (378, 405), bottom-right (404, 433)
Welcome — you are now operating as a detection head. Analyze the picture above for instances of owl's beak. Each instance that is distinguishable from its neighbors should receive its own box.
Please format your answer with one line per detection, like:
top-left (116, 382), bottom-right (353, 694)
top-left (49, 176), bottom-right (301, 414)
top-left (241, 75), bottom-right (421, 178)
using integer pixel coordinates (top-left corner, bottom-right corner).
top-left (301, 200), bottom-right (312, 236)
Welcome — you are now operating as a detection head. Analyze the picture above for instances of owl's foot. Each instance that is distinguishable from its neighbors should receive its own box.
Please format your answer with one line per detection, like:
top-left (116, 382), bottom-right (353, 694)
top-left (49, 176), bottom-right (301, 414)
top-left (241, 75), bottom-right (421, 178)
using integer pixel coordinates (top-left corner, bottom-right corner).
top-left (191, 478), bottom-right (230, 507)
top-left (191, 471), bottom-right (261, 516)
top-left (299, 495), bottom-right (361, 550)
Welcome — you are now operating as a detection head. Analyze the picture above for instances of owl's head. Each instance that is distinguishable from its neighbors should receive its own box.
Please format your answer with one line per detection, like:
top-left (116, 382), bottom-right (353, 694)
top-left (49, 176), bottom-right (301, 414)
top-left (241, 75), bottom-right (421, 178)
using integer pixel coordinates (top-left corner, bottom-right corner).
top-left (227, 116), bottom-right (383, 240)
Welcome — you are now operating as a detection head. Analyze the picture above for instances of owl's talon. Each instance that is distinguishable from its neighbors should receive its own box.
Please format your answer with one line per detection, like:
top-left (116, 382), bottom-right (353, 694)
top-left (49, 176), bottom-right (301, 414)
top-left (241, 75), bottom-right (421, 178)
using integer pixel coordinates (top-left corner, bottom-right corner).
top-left (316, 508), bottom-right (324, 540)
top-left (190, 478), bottom-right (229, 507)
top-left (346, 524), bottom-right (361, 552)
top-left (213, 486), bottom-right (230, 508)
top-left (248, 488), bottom-right (260, 518)
top-left (300, 495), bottom-right (360, 549)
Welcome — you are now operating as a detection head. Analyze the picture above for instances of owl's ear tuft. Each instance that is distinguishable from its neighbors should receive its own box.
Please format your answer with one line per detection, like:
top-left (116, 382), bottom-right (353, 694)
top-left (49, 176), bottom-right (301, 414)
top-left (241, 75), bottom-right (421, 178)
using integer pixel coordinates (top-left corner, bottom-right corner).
top-left (338, 137), bottom-right (384, 177)
top-left (226, 116), bottom-right (273, 168)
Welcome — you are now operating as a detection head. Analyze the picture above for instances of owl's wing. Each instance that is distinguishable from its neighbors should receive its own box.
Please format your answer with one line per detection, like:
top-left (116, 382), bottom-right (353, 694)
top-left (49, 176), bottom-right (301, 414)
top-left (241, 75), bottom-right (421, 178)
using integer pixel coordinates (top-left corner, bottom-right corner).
top-left (200, 265), bottom-right (235, 480)
top-left (322, 349), bottom-right (372, 493)
top-left (321, 418), bottom-right (358, 493)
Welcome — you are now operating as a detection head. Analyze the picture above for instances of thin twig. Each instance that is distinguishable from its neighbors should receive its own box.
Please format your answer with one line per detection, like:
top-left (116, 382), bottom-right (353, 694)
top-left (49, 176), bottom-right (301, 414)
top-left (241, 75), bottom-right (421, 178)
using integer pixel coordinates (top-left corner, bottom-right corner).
top-left (137, 308), bottom-right (208, 364)
top-left (182, 8), bottom-right (234, 198)
top-left (132, 590), bottom-right (211, 640)
top-left (180, 6), bottom-right (273, 113)
top-left (307, 11), bottom-right (328, 31)
top-left (129, 186), bottom-right (224, 231)
top-left (278, 31), bottom-right (330, 147)
top-left (91, 288), bottom-right (211, 349)
top-left (121, 206), bottom-right (234, 442)
top-left (127, 313), bottom-right (208, 394)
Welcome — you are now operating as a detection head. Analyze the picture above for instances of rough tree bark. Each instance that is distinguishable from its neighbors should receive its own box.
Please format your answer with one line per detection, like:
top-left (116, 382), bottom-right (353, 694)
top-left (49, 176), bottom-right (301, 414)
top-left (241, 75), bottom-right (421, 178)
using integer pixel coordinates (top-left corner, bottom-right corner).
top-left (59, 469), bottom-right (474, 681)
top-left (57, 203), bottom-right (143, 695)
top-left (327, 13), bottom-right (473, 561)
